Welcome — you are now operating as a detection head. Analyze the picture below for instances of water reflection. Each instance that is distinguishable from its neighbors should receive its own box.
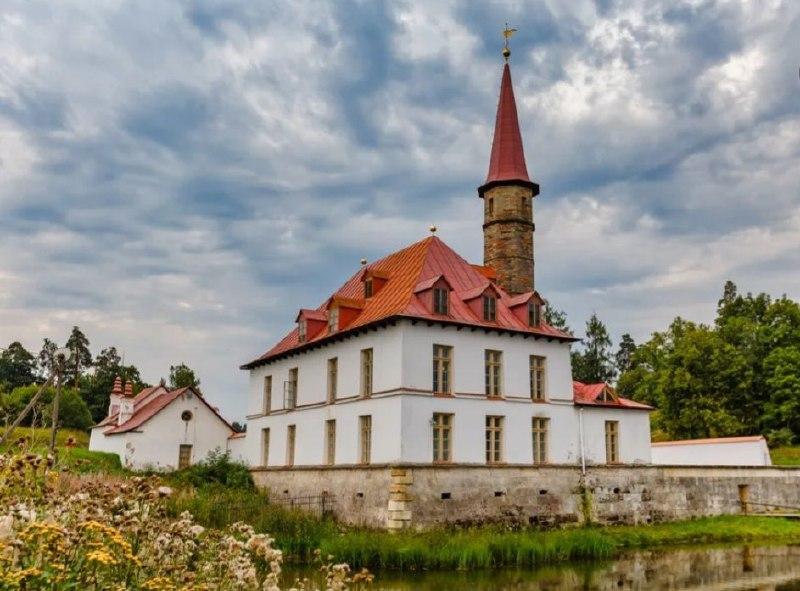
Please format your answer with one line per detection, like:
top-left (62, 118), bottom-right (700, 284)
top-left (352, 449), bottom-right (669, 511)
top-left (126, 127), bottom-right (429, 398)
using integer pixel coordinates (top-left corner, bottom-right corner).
top-left (294, 544), bottom-right (800, 590)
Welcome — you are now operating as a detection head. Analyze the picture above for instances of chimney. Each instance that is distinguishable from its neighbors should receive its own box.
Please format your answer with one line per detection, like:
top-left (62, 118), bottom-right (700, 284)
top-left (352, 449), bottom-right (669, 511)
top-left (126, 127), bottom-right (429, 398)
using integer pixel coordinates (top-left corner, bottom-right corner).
top-left (108, 376), bottom-right (123, 418)
top-left (118, 381), bottom-right (135, 426)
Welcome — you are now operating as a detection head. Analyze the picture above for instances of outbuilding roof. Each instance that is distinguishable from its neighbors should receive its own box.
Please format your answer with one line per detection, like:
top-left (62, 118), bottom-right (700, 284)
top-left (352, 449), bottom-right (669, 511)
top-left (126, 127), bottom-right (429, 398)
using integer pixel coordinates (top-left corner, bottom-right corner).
top-left (573, 381), bottom-right (653, 410)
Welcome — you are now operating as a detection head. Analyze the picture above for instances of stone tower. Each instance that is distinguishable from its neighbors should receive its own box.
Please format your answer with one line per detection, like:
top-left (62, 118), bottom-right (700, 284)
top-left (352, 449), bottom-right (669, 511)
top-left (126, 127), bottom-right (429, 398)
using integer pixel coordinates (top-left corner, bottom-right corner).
top-left (478, 61), bottom-right (539, 295)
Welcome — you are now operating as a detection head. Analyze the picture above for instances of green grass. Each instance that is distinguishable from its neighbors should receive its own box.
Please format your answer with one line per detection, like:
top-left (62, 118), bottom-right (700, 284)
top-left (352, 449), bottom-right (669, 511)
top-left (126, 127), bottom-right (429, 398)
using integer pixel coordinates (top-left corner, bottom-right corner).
top-left (771, 446), bottom-right (800, 466)
top-left (319, 516), bottom-right (800, 570)
top-left (0, 426), bottom-right (89, 450)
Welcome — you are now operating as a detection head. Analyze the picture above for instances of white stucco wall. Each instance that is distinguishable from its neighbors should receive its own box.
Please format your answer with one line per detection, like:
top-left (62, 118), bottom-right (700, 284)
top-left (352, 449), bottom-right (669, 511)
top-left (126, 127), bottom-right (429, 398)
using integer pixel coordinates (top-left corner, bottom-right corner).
top-left (243, 320), bottom-right (652, 467)
top-left (651, 438), bottom-right (771, 466)
top-left (89, 390), bottom-right (234, 470)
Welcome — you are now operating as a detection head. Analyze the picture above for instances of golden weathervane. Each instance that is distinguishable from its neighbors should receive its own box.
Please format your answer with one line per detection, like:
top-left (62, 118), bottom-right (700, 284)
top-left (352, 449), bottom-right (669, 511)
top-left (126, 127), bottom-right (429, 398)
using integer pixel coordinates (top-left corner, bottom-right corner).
top-left (502, 23), bottom-right (517, 61)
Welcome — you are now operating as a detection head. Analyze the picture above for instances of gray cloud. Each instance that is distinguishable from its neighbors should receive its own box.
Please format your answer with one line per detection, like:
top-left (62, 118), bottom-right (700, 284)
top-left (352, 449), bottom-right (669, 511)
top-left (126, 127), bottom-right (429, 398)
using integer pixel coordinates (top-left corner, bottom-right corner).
top-left (0, 0), bottom-right (798, 419)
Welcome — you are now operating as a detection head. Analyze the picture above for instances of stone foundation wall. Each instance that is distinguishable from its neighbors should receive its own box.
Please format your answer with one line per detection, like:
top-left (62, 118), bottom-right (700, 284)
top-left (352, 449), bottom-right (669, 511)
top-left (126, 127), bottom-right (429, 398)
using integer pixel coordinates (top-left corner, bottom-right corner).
top-left (251, 464), bottom-right (800, 530)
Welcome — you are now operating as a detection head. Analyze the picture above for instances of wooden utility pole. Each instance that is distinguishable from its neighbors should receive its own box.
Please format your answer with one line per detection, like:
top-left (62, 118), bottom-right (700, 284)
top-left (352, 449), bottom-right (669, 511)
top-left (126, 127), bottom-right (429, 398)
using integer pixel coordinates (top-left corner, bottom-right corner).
top-left (0, 375), bottom-right (55, 447)
top-left (48, 351), bottom-right (68, 455)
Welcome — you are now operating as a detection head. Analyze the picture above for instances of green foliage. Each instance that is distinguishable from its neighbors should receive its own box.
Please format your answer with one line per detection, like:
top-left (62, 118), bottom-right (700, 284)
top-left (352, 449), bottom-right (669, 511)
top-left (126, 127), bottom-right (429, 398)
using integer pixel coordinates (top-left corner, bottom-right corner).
top-left (615, 333), bottom-right (636, 376)
top-left (170, 449), bottom-right (253, 490)
top-left (169, 362), bottom-right (201, 389)
top-left (619, 281), bottom-right (800, 441)
top-left (1, 384), bottom-right (93, 430)
top-left (65, 325), bottom-right (92, 386)
top-left (572, 313), bottom-right (616, 384)
top-left (81, 346), bottom-right (146, 423)
top-left (0, 341), bottom-right (37, 391)
top-left (770, 446), bottom-right (800, 466)
top-left (0, 426), bottom-right (90, 451)
top-left (544, 301), bottom-right (571, 334)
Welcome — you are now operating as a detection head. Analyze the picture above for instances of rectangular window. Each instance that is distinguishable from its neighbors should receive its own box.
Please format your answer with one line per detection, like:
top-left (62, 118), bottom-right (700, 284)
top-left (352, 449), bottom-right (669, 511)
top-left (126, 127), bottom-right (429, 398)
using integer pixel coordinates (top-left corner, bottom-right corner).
top-left (528, 302), bottom-right (541, 327)
top-left (325, 420), bottom-right (336, 465)
top-left (433, 287), bottom-right (449, 315)
top-left (364, 277), bottom-right (373, 298)
top-left (530, 355), bottom-right (546, 401)
top-left (485, 350), bottom-right (503, 397)
top-left (485, 416), bottom-right (504, 464)
top-left (285, 368), bottom-right (298, 409)
top-left (483, 295), bottom-right (497, 321)
top-left (605, 421), bottom-right (619, 464)
top-left (261, 428), bottom-right (270, 466)
top-left (532, 417), bottom-right (548, 464)
top-left (298, 319), bottom-right (307, 343)
top-left (360, 348), bottom-right (373, 397)
top-left (328, 307), bottom-right (338, 333)
top-left (488, 197), bottom-right (494, 215)
top-left (432, 344), bottom-right (453, 394)
top-left (263, 375), bottom-right (272, 414)
top-left (178, 444), bottom-right (192, 469)
top-left (286, 425), bottom-right (296, 466)
top-left (327, 358), bottom-right (338, 403)
top-left (359, 415), bottom-right (372, 464)
top-left (432, 413), bottom-right (453, 463)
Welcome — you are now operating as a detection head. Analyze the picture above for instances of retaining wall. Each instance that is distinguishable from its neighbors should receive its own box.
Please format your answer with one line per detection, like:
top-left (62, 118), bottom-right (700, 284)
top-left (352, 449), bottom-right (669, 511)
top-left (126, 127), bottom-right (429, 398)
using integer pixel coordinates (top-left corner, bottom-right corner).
top-left (251, 464), bottom-right (800, 530)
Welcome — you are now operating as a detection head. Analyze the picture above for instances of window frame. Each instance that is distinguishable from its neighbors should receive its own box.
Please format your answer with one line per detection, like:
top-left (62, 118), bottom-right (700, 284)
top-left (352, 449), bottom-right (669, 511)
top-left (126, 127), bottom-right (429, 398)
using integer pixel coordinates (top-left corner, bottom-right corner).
top-left (285, 368), bottom-right (298, 410)
top-left (529, 355), bottom-right (547, 401)
top-left (298, 319), bottom-right (307, 343)
top-left (528, 301), bottom-right (541, 327)
top-left (532, 417), bottom-right (548, 465)
top-left (364, 277), bottom-right (373, 298)
top-left (262, 375), bottom-right (272, 414)
top-left (605, 420), bottom-right (620, 464)
top-left (433, 287), bottom-right (449, 315)
top-left (432, 412), bottom-right (453, 463)
top-left (359, 415), bottom-right (372, 464)
top-left (483, 295), bottom-right (497, 321)
top-left (360, 348), bottom-right (373, 398)
top-left (286, 425), bottom-right (296, 467)
top-left (432, 344), bottom-right (453, 395)
top-left (328, 307), bottom-right (339, 333)
top-left (484, 349), bottom-right (503, 397)
top-left (485, 415), bottom-right (504, 464)
top-left (325, 419), bottom-right (336, 466)
top-left (327, 357), bottom-right (338, 404)
top-left (261, 427), bottom-right (270, 466)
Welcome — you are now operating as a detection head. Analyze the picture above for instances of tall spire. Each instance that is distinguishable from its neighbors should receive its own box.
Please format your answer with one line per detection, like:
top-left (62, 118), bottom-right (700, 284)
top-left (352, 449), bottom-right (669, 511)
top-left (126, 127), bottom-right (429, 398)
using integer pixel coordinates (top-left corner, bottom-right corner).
top-left (479, 62), bottom-right (536, 195)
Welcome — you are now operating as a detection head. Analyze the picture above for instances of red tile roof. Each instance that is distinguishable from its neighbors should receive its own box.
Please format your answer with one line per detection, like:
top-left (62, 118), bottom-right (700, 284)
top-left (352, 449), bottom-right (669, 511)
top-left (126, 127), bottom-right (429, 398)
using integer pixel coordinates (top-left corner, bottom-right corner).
top-left (480, 63), bottom-right (536, 195)
top-left (243, 236), bottom-right (575, 369)
top-left (651, 435), bottom-right (766, 447)
top-left (573, 381), bottom-right (653, 410)
top-left (97, 386), bottom-right (234, 435)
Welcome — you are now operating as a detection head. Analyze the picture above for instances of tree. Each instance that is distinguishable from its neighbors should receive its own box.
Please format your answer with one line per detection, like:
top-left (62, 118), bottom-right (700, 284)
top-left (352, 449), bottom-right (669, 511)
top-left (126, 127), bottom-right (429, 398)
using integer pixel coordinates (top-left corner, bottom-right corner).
top-left (1, 384), bottom-right (93, 430)
top-left (0, 342), bottom-right (36, 391)
top-left (761, 346), bottom-right (800, 444)
top-left (65, 326), bottom-right (92, 387)
top-left (169, 364), bottom-right (200, 389)
top-left (572, 313), bottom-right (615, 383)
top-left (615, 333), bottom-right (636, 377)
top-left (543, 301), bottom-right (571, 334)
top-left (37, 338), bottom-right (59, 379)
top-left (81, 347), bottom-right (145, 423)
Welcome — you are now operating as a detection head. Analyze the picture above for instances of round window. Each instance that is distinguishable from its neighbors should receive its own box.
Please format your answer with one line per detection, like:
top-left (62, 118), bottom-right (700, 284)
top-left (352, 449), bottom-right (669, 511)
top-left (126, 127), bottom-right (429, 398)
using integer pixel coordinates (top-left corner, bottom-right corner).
top-left (181, 410), bottom-right (193, 422)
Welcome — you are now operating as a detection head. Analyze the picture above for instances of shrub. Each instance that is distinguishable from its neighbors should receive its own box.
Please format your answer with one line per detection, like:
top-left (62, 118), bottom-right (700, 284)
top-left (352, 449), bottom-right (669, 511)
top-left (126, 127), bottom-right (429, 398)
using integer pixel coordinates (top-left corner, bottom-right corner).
top-left (171, 448), bottom-right (254, 489)
top-left (1, 384), bottom-right (93, 430)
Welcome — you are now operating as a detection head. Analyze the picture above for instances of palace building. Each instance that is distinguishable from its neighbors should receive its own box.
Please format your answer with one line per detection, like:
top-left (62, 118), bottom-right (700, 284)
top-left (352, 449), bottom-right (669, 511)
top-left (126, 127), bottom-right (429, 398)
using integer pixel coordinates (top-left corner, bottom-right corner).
top-left (239, 54), bottom-right (652, 473)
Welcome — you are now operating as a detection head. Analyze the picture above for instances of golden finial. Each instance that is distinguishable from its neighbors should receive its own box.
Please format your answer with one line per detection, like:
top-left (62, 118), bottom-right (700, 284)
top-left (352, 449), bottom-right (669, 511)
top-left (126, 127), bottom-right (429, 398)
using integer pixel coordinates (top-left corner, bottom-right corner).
top-left (429, 224), bottom-right (437, 235)
top-left (502, 23), bottom-right (517, 61)
top-left (360, 258), bottom-right (367, 266)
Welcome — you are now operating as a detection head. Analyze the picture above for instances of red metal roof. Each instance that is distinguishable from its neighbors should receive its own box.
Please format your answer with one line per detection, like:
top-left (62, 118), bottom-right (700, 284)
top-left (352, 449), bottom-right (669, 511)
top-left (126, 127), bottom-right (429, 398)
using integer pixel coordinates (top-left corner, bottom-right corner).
top-left (481, 63), bottom-right (531, 190)
top-left (243, 236), bottom-right (574, 368)
top-left (573, 381), bottom-right (653, 410)
top-left (98, 386), bottom-right (234, 435)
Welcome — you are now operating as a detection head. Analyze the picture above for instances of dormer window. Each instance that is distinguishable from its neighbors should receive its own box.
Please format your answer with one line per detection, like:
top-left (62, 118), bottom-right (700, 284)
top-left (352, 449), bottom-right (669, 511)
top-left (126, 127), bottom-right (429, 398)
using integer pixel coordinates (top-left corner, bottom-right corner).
top-left (364, 277), bottom-right (373, 298)
top-left (528, 301), bottom-right (541, 327)
top-left (328, 307), bottom-right (339, 333)
top-left (298, 319), bottom-right (307, 343)
top-left (483, 295), bottom-right (496, 321)
top-left (433, 287), bottom-right (449, 315)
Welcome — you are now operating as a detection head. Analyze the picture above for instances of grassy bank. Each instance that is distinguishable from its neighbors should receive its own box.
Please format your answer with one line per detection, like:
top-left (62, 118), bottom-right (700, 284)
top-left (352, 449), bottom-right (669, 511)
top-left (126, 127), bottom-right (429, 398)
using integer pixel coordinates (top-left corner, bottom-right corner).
top-left (168, 487), bottom-right (800, 570)
top-left (771, 446), bottom-right (800, 466)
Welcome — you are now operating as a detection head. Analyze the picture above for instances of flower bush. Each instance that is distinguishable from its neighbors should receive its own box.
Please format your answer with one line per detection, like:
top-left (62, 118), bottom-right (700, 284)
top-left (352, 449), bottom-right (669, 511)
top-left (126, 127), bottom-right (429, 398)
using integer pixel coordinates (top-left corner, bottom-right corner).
top-left (0, 450), bottom-right (372, 590)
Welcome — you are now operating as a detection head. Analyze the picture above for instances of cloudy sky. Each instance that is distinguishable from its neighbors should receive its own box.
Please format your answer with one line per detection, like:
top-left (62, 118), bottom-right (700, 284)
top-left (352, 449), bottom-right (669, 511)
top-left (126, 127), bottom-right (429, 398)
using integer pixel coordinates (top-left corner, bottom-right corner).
top-left (1, 0), bottom-right (798, 419)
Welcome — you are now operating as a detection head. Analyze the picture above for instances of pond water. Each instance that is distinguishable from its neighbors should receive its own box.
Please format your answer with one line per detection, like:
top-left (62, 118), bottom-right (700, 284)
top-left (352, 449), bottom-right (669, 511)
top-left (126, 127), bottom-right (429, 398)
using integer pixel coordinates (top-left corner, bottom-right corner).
top-left (291, 544), bottom-right (800, 590)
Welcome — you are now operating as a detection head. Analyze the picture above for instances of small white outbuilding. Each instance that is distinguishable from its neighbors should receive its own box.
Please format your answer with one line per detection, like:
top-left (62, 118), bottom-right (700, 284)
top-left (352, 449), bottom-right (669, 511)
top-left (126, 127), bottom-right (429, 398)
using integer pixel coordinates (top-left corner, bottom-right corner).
top-left (89, 377), bottom-right (239, 470)
top-left (651, 435), bottom-right (772, 466)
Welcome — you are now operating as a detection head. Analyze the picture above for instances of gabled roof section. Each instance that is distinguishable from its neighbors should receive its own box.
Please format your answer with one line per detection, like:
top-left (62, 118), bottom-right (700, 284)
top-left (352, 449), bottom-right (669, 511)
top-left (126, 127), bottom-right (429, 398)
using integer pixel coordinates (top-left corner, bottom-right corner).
top-left (573, 381), bottom-right (653, 410)
top-left (479, 63), bottom-right (538, 196)
top-left (413, 274), bottom-right (451, 293)
top-left (99, 386), bottom-right (234, 435)
top-left (242, 236), bottom-right (575, 369)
